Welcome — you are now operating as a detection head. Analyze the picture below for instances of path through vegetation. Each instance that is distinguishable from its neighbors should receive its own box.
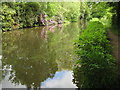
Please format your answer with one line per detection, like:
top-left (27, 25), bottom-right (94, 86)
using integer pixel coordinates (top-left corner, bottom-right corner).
top-left (108, 30), bottom-right (120, 72)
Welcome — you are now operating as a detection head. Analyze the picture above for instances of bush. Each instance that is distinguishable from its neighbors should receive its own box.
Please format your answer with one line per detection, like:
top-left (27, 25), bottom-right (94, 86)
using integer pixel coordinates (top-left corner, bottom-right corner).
top-left (73, 21), bottom-right (117, 88)
top-left (1, 4), bottom-right (16, 31)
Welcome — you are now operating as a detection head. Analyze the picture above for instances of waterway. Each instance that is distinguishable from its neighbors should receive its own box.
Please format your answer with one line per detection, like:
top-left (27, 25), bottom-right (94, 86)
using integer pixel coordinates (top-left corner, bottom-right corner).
top-left (1, 23), bottom-right (80, 88)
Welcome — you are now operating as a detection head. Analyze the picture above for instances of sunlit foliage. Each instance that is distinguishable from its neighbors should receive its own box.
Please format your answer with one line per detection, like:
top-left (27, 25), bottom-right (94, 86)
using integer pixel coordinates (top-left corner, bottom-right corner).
top-left (1, 2), bottom-right (80, 31)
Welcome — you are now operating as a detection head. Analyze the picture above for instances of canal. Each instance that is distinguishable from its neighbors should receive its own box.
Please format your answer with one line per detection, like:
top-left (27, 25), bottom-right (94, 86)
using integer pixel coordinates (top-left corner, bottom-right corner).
top-left (2, 23), bottom-right (80, 88)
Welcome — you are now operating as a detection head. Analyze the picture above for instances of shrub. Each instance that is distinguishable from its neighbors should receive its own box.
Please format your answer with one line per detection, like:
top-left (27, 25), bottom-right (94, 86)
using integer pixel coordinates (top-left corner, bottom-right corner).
top-left (73, 21), bottom-right (117, 88)
top-left (1, 4), bottom-right (16, 31)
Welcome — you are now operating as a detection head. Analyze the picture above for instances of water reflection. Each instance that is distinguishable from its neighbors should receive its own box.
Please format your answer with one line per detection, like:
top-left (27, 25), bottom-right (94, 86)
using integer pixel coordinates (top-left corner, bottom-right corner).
top-left (40, 24), bottom-right (63, 39)
top-left (41, 71), bottom-right (77, 88)
top-left (2, 23), bottom-right (80, 88)
top-left (2, 29), bottom-right (58, 88)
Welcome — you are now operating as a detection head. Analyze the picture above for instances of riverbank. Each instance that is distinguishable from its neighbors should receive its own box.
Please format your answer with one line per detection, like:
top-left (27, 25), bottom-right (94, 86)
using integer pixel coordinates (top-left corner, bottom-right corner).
top-left (73, 21), bottom-right (116, 88)
top-left (2, 22), bottom-right (71, 33)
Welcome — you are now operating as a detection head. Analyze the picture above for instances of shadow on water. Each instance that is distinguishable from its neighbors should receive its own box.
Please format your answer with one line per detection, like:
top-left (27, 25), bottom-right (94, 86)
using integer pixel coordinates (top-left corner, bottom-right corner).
top-left (2, 23), bottom-right (80, 88)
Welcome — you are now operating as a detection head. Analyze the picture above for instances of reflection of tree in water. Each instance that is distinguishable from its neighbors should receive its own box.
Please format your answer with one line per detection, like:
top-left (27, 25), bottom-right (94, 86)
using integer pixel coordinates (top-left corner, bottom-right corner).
top-left (47, 23), bottom-right (80, 71)
top-left (40, 24), bottom-right (63, 39)
top-left (2, 29), bottom-right (58, 88)
top-left (2, 23), bottom-right (80, 88)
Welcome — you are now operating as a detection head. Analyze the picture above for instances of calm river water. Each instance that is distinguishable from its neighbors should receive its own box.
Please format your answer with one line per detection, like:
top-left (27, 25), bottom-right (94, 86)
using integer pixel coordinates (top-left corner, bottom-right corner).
top-left (1, 23), bottom-right (80, 88)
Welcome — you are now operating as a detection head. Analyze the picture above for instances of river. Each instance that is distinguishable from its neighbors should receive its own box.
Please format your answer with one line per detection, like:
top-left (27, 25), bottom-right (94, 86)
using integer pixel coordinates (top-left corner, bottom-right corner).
top-left (1, 23), bottom-right (80, 88)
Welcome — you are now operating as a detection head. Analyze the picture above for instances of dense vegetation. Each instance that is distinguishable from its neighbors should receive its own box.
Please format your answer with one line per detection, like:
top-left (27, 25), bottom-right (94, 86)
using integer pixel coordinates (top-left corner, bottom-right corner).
top-left (73, 21), bottom-right (118, 88)
top-left (1, 2), bottom-right (80, 31)
top-left (73, 2), bottom-right (120, 88)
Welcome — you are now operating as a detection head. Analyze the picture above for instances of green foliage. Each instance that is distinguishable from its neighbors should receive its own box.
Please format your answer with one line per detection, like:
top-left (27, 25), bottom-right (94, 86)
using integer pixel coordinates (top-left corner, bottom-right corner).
top-left (22, 2), bottom-right (40, 27)
top-left (1, 4), bottom-right (16, 31)
top-left (90, 7), bottom-right (113, 28)
top-left (45, 2), bottom-right (59, 17)
top-left (1, 2), bottom-right (80, 31)
top-left (89, 2), bottom-right (108, 18)
top-left (108, 2), bottom-right (120, 36)
top-left (61, 2), bottom-right (80, 22)
top-left (73, 21), bottom-right (117, 88)
top-left (79, 2), bottom-right (91, 21)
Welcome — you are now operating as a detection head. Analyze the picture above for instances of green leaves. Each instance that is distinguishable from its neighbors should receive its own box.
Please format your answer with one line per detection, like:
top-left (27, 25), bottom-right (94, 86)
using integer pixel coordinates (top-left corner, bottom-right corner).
top-left (74, 21), bottom-right (117, 88)
top-left (1, 2), bottom-right (81, 31)
top-left (1, 4), bottom-right (15, 31)
top-left (90, 2), bottom-right (108, 18)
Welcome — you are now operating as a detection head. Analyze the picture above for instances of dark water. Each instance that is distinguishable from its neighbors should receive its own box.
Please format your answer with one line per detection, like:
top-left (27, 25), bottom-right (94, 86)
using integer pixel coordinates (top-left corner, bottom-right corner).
top-left (1, 23), bottom-right (80, 88)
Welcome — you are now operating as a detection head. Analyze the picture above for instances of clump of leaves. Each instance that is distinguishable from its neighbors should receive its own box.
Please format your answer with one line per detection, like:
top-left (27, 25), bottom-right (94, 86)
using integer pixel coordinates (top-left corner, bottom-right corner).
top-left (2, 4), bottom-right (16, 31)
